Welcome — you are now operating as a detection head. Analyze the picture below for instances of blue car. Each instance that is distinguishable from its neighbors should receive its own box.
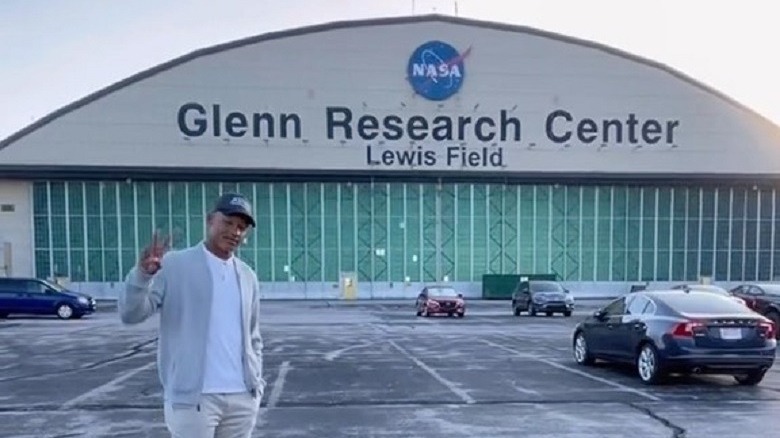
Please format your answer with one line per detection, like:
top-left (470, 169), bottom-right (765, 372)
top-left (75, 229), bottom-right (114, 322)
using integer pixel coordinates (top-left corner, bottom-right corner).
top-left (572, 289), bottom-right (776, 385)
top-left (0, 277), bottom-right (96, 320)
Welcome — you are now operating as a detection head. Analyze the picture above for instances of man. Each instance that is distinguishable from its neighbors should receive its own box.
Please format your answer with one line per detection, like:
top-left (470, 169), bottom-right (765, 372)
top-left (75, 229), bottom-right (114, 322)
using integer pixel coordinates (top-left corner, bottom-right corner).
top-left (118, 192), bottom-right (265, 438)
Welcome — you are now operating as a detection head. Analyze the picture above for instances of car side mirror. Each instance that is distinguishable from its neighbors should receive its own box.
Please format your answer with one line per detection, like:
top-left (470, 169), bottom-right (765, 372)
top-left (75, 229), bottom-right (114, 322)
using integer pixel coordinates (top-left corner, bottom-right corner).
top-left (457, 293), bottom-right (463, 298)
top-left (593, 309), bottom-right (607, 320)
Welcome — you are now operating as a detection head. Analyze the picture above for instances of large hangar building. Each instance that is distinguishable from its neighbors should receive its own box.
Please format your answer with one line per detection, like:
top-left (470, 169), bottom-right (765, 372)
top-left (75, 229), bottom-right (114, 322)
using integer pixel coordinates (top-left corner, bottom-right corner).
top-left (2, 15), bottom-right (780, 299)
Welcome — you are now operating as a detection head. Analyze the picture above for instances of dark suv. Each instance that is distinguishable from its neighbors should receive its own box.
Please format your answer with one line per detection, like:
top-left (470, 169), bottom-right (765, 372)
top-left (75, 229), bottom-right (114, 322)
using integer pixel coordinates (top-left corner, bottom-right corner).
top-left (0, 277), bottom-right (96, 320)
top-left (512, 280), bottom-right (575, 317)
top-left (730, 283), bottom-right (780, 338)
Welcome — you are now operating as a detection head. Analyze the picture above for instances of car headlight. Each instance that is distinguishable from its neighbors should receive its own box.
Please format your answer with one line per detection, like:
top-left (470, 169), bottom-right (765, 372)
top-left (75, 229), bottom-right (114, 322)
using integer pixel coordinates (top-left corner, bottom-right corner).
top-left (77, 297), bottom-right (89, 305)
top-left (565, 295), bottom-right (574, 304)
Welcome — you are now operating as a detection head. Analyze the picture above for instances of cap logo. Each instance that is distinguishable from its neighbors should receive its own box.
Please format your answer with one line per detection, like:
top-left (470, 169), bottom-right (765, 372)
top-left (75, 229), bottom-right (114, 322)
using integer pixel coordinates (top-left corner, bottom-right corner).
top-left (229, 196), bottom-right (250, 210)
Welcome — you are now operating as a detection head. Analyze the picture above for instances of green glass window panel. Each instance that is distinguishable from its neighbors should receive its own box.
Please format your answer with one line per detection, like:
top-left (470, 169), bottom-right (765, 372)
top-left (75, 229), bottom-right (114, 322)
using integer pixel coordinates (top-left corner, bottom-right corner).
top-left (87, 249), bottom-right (102, 281)
top-left (104, 249), bottom-right (120, 281)
top-left (580, 218), bottom-right (595, 281)
top-left (272, 183), bottom-right (290, 281)
top-left (355, 183), bottom-right (373, 282)
top-left (388, 184), bottom-right (406, 282)
top-left (657, 188), bottom-right (672, 258)
top-left (321, 183), bottom-right (339, 282)
top-left (564, 186), bottom-right (581, 281)
top-left (35, 250), bottom-right (50, 279)
top-left (438, 184), bottom-right (457, 280)
top-left (455, 184), bottom-right (473, 281)
top-left (518, 185), bottom-right (534, 275)
top-left (611, 187), bottom-right (627, 281)
top-left (305, 183), bottom-right (324, 282)
top-left (121, 250), bottom-right (137, 279)
top-left (118, 183), bottom-right (136, 256)
top-left (34, 216), bottom-right (49, 248)
top-left (501, 185), bottom-right (518, 275)
top-left (221, 182), bottom-right (239, 193)
top-left (67, 182), bottom-right (84, 215)
top-left (373, 183), bottom-right (390, 282)
top-left (49, 182), bottom-right (66, 215)
top-left (625, 188), bottom-right (641, 281)
top-left (549, 185), bottom-right (566, 278)
top-left (596, 187), bottom-right (612, 281)
top-left (51, 216), bottom-right (67, 249)
top-left (52, 250), bottom-right (68, 277)
top-left (203, 182), bottom-right (221, 212)
top-left (33, 182), bottom-right (48, 215)
top-left (68, 216), bottom-right (85, 251)
top-left (69, 249), bottom-right (86, 281)
top-left (287, 183), bottom-right (306, 282)
top-left (339, 183), bottom-right (357, 280)
top-left (421, 184), bottom-right (437, 282)
top-left (103, 216), bottom-right (118, 250)
top-left (656, 251), bottom-right (670, 281)
top-left (252, 183), bottom-right (272, 281)
top-left (170, 182), bottom-right (188, 248)
top-left (759, 251), bottom-right (772, 281)
top-left (534, 186), bottom-right (550, 274)
top-left (730, 189), bottom-right (746, 280)
top-left (136, 216), bottom-right (153, 255)
top-left (152, 182), bottom-right (170, 233)
top-left (471, 185), bottom-right (488, 278)
top-left (135, 182), bottom-right (152, 216)
top-left (187, 182), bottom-right (205, 246)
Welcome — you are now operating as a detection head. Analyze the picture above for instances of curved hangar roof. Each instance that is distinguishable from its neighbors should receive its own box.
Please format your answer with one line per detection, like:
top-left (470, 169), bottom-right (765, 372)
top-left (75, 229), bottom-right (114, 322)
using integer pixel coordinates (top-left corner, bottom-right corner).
top-left (2, 14), bottom-right (779, 182)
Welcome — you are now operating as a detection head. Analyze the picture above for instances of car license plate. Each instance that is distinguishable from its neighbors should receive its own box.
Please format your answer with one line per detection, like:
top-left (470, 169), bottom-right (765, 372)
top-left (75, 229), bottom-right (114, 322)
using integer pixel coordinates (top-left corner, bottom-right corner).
top-left (720, 327), bottom-right (742, 340)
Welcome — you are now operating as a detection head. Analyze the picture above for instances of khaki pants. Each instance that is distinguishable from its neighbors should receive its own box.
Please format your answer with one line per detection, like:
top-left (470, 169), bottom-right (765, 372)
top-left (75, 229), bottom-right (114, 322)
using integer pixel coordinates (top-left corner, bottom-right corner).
top-left (164, 392), bottom-right (261, 438)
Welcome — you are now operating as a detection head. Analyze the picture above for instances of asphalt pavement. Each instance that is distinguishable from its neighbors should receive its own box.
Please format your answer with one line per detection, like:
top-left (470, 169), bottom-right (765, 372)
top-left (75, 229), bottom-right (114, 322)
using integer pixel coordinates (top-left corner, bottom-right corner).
top-left (1, 299), bottom-right (779, 437)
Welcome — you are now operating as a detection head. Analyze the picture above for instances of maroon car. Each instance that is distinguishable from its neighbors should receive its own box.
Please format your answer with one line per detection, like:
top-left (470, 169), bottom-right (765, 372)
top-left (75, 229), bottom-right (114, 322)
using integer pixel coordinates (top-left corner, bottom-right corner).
top-left (415, 285), bottom-right (465, 317)
top-left (730, 283), bottom-right (780, 339)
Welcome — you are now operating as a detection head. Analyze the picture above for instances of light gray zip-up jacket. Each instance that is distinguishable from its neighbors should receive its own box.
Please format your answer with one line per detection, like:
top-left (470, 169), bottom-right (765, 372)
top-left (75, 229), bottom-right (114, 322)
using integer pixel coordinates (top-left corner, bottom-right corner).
top-left (118, 242), bottom-right (265, 406)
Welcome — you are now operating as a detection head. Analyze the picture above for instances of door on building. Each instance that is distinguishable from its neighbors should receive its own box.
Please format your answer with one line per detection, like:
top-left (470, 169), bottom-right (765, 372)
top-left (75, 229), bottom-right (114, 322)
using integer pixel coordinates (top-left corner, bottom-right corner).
top-left (340, 272), bottom-right (358, 300)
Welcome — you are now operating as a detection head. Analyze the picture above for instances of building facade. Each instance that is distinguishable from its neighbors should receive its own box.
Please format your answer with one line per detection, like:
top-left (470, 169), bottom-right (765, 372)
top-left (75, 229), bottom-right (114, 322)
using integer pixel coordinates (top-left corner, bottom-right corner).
top-left (2, 15), bottom-right (780, 299)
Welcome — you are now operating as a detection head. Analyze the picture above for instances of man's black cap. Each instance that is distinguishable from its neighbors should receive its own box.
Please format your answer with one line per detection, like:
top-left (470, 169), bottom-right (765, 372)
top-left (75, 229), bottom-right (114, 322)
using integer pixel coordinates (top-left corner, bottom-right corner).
top-left (212, 193), bottom-right (256, 227)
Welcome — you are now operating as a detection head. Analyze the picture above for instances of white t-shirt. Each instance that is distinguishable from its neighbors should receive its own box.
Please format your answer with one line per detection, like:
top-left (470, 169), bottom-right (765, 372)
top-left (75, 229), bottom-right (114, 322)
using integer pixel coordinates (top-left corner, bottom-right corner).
top-left (201, 246), bottom-right (246, 394)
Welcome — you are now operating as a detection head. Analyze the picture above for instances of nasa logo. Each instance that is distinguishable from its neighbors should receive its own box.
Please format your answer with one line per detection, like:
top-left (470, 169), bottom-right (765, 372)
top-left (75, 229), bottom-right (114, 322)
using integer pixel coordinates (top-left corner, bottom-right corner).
top-left (407, 40), bottom-right (469, 101)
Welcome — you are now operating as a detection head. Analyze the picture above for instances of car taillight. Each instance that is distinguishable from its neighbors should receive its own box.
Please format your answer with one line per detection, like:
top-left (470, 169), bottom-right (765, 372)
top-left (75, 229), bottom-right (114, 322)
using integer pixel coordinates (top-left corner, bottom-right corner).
top-left (671, 321), bottom-right (704, 337)
top-left (758, 321), bottom-right (776, 339)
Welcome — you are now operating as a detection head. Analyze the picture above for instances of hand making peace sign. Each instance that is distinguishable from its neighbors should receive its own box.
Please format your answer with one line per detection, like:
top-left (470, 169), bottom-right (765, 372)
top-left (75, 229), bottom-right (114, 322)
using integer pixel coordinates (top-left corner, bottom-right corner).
top-left (138, 230), bottom-right (171, 275)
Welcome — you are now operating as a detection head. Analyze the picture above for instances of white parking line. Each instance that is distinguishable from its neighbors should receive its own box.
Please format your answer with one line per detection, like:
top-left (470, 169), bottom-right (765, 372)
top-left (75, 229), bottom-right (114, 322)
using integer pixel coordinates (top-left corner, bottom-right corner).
top-left (61, 360), bottom-right (156, 410)
top-left (323, 342), bottom-right (373, 361)
top-left (266, 360), bottom-right (291, 409)
top-left (388, 340), bottom-right (476, 404)
top-left (482, 340), bottom-right (661, 402)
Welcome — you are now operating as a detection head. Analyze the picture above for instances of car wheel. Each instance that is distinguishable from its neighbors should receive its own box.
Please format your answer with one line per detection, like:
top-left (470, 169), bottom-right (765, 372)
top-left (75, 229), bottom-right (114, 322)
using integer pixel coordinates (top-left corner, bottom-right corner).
top-left (734, 369), bottom-right (767, 386)
top-left (637, 343), bottom-right (664, 385)
top-left (528, 302), bottom-right (536, 316)
top-left (545, 311), bottom-right (553, 317)
top-left (563, 311), bottom-right (572, 317)
top-left (573, 331), bottom-right (595, 366)
top-left (0, 312), bottom-right (8, 319)
top-left (457, 312), bottom-right (465, 318)
top-left (56, 303), bottom-right (75, 320)
top-left (416, 309), bottom-right (422, 316)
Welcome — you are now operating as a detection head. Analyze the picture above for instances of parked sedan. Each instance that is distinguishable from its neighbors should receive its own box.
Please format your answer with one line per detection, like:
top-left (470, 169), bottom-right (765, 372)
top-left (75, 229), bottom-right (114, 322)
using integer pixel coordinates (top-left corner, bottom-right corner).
top-left (670, 284), bottom-right (747, 306)
top-left (0, 277), bottom-right (96, 320)
top-left (416, 285), bottom-right (465, 317)
top-left (572, 290), bottom-right (776, 385)
top-left (730, 283), bottom-right (780, 338)
top-left (512, 280), bottom-right (574, 317)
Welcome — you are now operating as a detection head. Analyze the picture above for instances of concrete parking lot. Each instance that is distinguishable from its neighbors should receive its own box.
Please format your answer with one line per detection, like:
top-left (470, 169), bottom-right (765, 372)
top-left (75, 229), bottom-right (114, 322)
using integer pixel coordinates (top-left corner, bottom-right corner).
top-left (1, 299), bottom-right (779, 437)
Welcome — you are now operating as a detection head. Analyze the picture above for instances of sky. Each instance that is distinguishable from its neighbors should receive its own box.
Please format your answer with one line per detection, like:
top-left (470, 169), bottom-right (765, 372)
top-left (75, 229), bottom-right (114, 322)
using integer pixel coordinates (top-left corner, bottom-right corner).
top-left (1, 0), bottom-right (778, 141)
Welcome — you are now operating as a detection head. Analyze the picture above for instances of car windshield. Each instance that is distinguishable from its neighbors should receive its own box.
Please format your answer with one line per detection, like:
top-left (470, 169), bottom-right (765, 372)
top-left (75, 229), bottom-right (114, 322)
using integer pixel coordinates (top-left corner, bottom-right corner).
top-left (428, 287), bottom-right (458, 297)
top-left (657, 292), bottom-right (752, 315)
top-left (530, 282), bottom-right (564, 293)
